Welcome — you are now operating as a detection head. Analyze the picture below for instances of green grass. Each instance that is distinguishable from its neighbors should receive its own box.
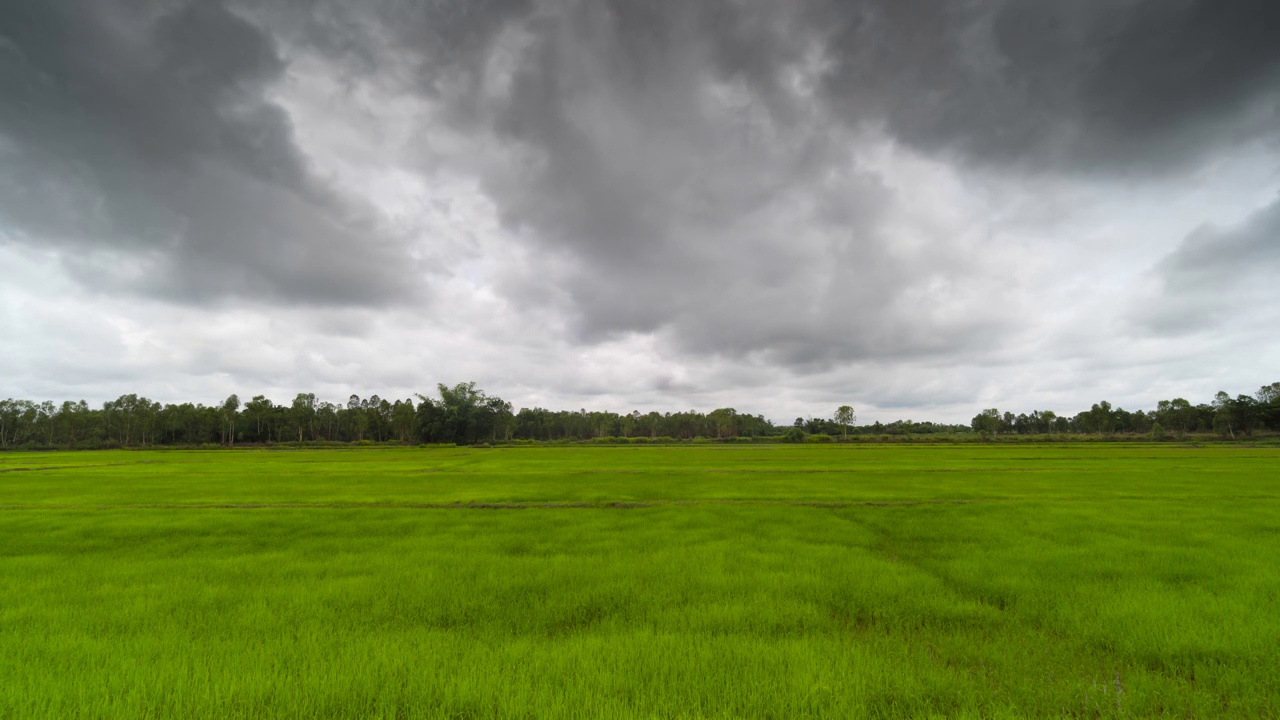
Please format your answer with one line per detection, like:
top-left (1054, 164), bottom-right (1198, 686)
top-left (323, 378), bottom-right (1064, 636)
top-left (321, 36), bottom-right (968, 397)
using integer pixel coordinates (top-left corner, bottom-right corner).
top-left (2, 444), bottom-right (1278, 718)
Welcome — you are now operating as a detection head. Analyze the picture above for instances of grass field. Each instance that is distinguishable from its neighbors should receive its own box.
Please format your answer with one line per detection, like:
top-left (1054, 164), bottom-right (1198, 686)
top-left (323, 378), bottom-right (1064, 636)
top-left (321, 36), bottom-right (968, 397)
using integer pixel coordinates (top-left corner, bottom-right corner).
top-left (2, 444), bottom-right (1278, 718)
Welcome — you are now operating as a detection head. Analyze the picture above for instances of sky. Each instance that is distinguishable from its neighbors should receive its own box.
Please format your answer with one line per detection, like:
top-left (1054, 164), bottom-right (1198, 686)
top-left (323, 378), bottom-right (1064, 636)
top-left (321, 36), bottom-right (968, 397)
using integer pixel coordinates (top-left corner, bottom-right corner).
top-left (1, 0), bottom-right (1279, 424)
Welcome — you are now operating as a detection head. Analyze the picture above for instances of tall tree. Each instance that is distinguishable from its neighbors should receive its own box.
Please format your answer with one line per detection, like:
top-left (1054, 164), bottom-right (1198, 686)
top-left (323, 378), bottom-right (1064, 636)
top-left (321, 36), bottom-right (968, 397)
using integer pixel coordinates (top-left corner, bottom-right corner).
top-left (290, 393), bottom-right (317, 442)
top-left (220, 394), bottom-right (240, 445)
top-left (834, 405), bottom-right (855, 439)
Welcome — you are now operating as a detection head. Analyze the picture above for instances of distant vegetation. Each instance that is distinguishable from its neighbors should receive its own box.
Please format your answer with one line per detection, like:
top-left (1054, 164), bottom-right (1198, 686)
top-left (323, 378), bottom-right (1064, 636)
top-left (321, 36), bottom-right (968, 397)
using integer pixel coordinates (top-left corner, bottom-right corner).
top-left (1, 381), bottom-right (1277, 449)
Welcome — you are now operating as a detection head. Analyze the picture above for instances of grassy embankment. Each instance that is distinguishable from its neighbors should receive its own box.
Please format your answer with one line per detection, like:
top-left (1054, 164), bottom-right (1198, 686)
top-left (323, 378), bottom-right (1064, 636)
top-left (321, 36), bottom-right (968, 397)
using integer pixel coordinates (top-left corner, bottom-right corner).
top-left (2, 444), bottom-right (1277, 718)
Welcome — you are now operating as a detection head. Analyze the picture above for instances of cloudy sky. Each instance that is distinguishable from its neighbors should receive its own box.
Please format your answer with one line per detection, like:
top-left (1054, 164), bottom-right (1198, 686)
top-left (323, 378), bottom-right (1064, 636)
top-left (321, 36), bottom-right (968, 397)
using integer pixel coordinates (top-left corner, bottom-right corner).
top-left (2, 0), bottom-right (1278, 423)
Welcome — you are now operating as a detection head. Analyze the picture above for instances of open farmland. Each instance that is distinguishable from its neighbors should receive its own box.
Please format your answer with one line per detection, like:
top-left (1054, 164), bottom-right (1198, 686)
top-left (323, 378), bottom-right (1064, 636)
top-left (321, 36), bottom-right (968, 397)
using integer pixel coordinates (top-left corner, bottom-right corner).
top-left (2, 444), bottom-right (1278, 718)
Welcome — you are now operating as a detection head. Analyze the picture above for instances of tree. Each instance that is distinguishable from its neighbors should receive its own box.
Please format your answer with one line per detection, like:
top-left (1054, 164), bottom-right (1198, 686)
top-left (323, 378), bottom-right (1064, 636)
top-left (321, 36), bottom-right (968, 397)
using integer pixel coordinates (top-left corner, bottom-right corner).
top-left (834, 405), bottom-right (855, 439)
top-left (390, 399), bottom-right (418, 442)
top-left (57, 400), bottom-right (90, 446)
top-left (971, 408), bottom-right (1002, 435)
top-left (1213, 391), bottom-right (1258, 439)
top-left (1256, 382), bottom-right (1280, 431)
top-left (1156, 398), bottom-right (1194, 437)
top-left (437, 382), bottom-right (483, 443)
top-left (485, 397), bottom-right (514, 442)
top-left (1088, 401), bottom-right (1115, 437)
top-left (103, 394), bottom-right (149, 446)
top-left (35, 401), bottom-right (57, 446)
top-left (220, 394), bottom-right (240, 445)
top-left (290, 393), bottom-right (317, 442)
top-left (708, 408), bottom-right (738, 438)
top-left (0, 399), bottom-right (17, 447)
top-left (244, 395), bottom-right (274, 442)
top-left (1259, 383), bottom-right (1280, 404)
top-left (347, 395), bottom-right (369, 441)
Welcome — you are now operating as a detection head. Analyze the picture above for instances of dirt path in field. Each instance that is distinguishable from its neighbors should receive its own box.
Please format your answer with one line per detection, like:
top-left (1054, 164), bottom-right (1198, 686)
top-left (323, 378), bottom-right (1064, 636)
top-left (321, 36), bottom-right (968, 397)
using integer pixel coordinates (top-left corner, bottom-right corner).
top-left (0, 497), bottom-right (1011, 511)
top-left (0, 461), bottom-right (159, 473)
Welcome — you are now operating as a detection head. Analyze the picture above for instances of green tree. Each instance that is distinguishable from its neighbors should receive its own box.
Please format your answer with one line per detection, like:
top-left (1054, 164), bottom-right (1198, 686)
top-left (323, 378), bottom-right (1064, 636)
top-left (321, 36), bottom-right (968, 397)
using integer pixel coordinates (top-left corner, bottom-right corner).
top-left (834, 405), bottom-right (855, 439)
top-left (1258, 382), bottom-right (1280, 431)
top-left (1089, 401), bottom-right (1115, 437)
top-left (1213, 391), bottom-right (1258, 439)
top-left (243, 395), bottom-right (274, 442)
top-left (390, 399), bottom-right (418, 442)
top-left (971, 408), bottom-right (1001, 435)
top-left (35, 401), bottom-right (57, 446)
top-left (346, 395), bottom-right (368, 441)
top-left (708, 408), bottom-right (739, 438)
top-left (220, 394), bottom-right (240, 445)
top-left (290, 393), bottom-right (317, 442)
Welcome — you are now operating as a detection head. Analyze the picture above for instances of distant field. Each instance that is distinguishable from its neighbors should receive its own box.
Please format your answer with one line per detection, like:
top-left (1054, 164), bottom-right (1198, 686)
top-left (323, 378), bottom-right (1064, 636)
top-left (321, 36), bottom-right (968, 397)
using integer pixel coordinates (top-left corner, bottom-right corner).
top-left (2, 445), bottom-right (1278, 718)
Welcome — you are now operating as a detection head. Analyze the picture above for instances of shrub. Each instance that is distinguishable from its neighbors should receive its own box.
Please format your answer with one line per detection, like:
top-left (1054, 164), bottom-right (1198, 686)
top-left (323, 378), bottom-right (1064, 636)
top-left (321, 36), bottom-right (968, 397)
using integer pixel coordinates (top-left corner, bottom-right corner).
top-left (782, 428), bottom-right (806, 443)
top-left (807, 434), bottom-right (834, 443)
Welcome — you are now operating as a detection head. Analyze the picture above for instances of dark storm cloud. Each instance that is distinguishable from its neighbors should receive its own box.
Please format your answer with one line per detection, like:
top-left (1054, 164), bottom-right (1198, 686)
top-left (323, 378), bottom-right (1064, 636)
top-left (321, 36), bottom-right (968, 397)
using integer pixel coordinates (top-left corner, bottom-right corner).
top-left (812, 0), bottom-right (1280, 172)
top-left (276, 0), bottom-right (1280, 174)
top-left (232, 0), bottom-right (1280, 369)
top-left (277, 0), bottom-right (1026, 364)
top-left (5, 0), bottom-right (1279, 384)
top-left (0, 0), bottom-right (417, 305)
top-left (467, 0), bottom-right (1279, 365)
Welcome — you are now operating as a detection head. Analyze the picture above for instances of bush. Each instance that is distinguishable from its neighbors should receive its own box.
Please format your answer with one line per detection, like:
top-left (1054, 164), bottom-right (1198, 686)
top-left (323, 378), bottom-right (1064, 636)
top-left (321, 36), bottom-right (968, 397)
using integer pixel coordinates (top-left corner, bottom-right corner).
top-left (1151, 422), bottom-right (1166, 441)
top-left (629, 436), bottom-right (650, 444)
top-left (782, 428), bottom-right (807, 443)
top-left (807, 434), bottom-right (834, 443)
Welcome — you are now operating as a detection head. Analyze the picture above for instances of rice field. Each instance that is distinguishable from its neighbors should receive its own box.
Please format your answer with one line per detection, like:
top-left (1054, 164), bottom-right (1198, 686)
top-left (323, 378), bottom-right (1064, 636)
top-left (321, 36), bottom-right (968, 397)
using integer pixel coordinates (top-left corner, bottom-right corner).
top-left (1, 444), bottom-right (1278, 718)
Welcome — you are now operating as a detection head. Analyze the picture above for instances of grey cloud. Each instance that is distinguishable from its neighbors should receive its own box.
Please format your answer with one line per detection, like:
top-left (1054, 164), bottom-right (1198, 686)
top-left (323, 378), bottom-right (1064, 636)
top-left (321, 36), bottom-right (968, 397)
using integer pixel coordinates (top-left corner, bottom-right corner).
top-left (280, 0), bottom-right (1280, 372)
top-left (1159, 199), bottom-right (1280, 283)
top-left (279, 0), bottom-right (1280, 175)
top-left (5, 0), bottom-right (1279, 419)
top-left (813, 0), bottom-right (1280, 173)
top-left (302, 0), bottom-right (1024, 367)
top-left (1136, 195), bottom-right (1280, 334)
top-left (0, 0), bottom-right (419, 305)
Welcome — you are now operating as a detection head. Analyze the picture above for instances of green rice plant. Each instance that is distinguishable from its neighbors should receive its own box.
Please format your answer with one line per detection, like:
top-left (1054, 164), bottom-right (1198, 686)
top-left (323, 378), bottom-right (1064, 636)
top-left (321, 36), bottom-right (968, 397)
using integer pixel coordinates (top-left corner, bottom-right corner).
top-left (1, 443), bottom-right (1277, 718)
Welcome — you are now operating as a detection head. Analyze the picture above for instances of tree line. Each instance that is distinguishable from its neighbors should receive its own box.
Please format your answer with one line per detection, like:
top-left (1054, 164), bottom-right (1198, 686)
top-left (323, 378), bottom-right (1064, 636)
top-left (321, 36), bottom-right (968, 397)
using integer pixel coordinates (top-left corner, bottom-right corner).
top-left (969, 383), bottom-right (1280, 439)
top-left (1, 381), bottom-right (1277, 450)
top-left (0, 382), bottom-right (780, 449)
